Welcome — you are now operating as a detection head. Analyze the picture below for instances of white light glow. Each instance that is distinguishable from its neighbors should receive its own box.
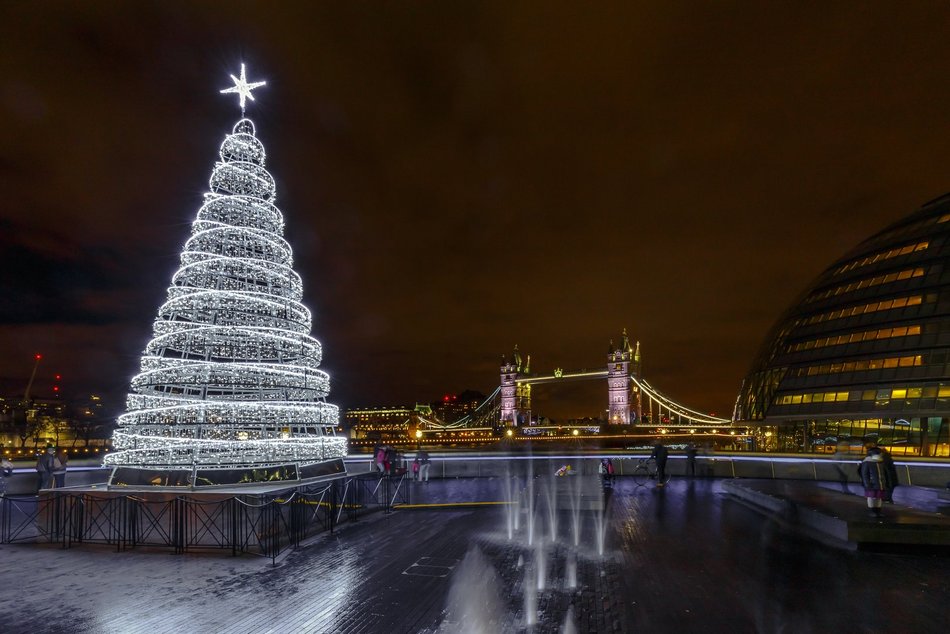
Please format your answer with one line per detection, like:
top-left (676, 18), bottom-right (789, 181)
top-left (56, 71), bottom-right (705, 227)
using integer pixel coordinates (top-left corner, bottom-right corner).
top-left (219, 63), bottom-right (266, 113)
top-left (105, 101), bottom-right (344, 470)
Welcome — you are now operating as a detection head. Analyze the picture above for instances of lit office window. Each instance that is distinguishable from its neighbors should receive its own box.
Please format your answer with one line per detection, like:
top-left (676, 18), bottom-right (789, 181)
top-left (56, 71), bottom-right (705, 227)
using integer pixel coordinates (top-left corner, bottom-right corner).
top-left (800, 295), bottom-right (923, 326)
top-left (805, 268), bottom-right (926, 304)
top-left (789, 325), bottom-right (921, 352)
top-left (832, 241), bottom-right (929, 276)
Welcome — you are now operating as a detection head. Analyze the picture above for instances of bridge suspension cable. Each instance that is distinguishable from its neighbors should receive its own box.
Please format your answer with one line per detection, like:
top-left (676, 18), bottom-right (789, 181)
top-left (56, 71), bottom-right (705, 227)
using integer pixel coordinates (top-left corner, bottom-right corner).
top-left (420, 374), bottom-right (727, 430)
top-left (631, 376), bottom-right (730, 426)
top-left (418, 387), bottom-right (502, 430)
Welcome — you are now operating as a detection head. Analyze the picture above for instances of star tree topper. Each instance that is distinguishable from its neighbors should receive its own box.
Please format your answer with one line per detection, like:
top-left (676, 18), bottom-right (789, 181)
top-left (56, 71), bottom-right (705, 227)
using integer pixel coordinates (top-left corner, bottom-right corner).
top-left (220, 63), bottom-right (266, 114)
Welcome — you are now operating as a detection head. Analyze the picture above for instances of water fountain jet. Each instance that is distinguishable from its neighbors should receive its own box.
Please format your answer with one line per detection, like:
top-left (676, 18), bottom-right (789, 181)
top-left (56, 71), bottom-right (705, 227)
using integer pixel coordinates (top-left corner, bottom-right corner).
top-left (443, 546), bottom-right (503, 633)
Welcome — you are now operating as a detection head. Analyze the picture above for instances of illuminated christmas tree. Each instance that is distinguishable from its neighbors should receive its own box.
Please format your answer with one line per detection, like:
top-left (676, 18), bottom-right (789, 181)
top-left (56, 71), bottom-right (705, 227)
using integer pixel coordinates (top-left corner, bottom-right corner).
top-left (105, 65), bottom-right (346, 482)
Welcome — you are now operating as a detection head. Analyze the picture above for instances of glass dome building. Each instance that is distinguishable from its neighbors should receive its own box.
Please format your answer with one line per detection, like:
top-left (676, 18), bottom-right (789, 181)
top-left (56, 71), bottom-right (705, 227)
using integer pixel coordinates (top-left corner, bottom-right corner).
top-left (735, 193), bottom-right (950, 457)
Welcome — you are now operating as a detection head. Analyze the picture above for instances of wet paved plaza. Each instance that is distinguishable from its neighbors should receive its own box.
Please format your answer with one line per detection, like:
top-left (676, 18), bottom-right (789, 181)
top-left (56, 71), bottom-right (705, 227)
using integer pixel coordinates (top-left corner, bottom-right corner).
top-left (1, 475), bottom-right (947, 633)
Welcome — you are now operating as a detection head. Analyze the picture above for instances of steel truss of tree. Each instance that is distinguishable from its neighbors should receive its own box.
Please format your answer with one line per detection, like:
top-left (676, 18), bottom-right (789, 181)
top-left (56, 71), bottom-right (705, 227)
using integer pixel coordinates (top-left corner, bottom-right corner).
top-left (105, 116), bottom-right (346, 472)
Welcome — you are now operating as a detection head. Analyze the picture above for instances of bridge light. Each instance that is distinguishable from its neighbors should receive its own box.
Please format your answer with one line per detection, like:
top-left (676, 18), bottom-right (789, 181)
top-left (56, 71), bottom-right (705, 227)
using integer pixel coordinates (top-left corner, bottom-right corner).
top-left (415, 429), bottom-right (422, 439)
top-left (572, 429), bottom-right (579, 436)
top-left (506, 429), bottom-right (513, 437)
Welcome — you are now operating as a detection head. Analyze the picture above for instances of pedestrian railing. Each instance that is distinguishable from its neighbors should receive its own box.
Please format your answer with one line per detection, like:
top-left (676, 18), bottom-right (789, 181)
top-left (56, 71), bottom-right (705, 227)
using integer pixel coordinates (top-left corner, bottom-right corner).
top-left (0, 472), bottom-right (411, 563)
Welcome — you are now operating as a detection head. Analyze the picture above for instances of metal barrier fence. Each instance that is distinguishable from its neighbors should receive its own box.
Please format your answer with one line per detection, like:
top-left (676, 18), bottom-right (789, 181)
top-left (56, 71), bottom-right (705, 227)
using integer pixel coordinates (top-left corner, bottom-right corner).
top-left (0, 472), bottom-right (410, 563)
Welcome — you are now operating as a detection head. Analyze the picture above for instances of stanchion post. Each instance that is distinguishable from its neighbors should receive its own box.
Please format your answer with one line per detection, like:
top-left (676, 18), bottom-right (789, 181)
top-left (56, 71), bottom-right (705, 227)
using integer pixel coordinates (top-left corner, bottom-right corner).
top-left (173, 497), bottom-right (184, 555)
top-left (124, 495), bottom-right (135, 552)
top-left (268, 501), bottom-right (279, 564)
top-left (230, 497), bottom-right (239, 557)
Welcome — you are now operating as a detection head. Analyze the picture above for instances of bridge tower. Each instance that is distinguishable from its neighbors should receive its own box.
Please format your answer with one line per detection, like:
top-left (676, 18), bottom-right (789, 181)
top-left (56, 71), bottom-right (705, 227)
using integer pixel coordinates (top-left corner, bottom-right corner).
top-left (500, 345), bottom-right (530, 425)
top-left (607, 329), bottom-right (634, 424)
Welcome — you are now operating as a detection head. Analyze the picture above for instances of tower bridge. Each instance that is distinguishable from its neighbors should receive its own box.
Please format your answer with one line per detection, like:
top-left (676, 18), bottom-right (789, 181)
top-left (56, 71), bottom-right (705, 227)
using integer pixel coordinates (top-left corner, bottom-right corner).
top-left (420, 330), bottom-right (731, 432)
top-left (419, 330), bottom-right (731, 431)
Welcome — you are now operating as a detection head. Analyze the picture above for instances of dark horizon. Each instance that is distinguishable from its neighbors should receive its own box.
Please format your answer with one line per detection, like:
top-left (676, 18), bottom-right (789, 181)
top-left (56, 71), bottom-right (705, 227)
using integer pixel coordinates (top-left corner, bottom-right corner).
top-left (4, 3), bottom-right (950, 420)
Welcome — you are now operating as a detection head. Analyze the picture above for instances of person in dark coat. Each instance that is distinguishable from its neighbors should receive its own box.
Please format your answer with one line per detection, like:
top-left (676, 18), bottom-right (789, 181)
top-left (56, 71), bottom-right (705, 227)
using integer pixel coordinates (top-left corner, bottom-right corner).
top-left (599, 459), bottom-right (612, 488)
top-left (417, 449), bottom-right (431, 483)
top-left (650, 441), bottom-right (669, 487)
top-left (878, 446), bottom-right (899, 503)
top-left (53, 448), bottom-right (68, 488)
top-left (1, 454), bottom-right (14, 496)
top-left (35, 446), bottom-right (55, 492)
top-left (859, 447), bottom-right (886, 517)
top-left (685, 443), bottom-right (698, 477)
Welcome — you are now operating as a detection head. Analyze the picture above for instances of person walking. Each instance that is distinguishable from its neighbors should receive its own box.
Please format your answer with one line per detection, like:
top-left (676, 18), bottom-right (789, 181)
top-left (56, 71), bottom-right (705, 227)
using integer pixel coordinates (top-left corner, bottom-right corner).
top-left (859, 446), bottom-right (887, 517)
top-left (412, 457), bottom-right (420, 481)
top-left (35, 445), bottom-right (55, 492)
top-left (650, 440), bottom-right (669, 487)
top-left (878, 446), bottom-right (899, 503)
top-left (831, 440), bottom-right (852, 493)
top-left (52, 448), bottom-right (68, 488)
top-left (1, 454), bottom-right (14, 496)
top-left (685, 443), bottom-right (698, 477)
top-left (373, 444), bottom-right (386, 474)
top-left (599, 458), bottom-right (614, 488)
top-left (418, 449), bottom-right (431, 483)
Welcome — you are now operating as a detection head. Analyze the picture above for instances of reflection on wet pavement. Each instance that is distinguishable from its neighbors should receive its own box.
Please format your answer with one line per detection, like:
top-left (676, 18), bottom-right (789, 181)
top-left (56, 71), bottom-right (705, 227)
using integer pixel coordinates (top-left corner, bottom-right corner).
top-left (1, 474), bottom-right (946, 633)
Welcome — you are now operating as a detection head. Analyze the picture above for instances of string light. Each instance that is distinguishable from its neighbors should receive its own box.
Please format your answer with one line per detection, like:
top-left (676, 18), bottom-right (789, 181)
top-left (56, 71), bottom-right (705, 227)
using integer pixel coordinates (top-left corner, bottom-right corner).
top-left (106, 87), bottom-right (344, 472)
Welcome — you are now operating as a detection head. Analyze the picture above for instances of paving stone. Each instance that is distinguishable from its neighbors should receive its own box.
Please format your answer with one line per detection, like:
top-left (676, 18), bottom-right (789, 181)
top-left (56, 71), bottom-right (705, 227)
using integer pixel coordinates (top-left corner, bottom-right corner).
top-left (0, 476), bottom-right (947, 633)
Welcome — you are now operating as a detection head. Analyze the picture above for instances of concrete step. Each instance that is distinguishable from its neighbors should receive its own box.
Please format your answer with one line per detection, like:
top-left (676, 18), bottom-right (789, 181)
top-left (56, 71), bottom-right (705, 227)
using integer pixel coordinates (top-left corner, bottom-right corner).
top-left (723, 479), bottom-right (950, 548)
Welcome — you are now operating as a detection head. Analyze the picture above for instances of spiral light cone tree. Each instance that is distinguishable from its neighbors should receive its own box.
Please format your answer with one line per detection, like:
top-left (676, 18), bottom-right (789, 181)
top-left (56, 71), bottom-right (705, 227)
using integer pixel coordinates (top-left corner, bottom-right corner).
top-left (105, 66), bottom-right (346, 485)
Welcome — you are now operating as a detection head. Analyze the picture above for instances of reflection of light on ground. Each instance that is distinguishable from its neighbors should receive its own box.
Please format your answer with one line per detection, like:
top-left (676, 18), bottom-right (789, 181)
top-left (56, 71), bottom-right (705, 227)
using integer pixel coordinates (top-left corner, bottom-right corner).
top-left (83, 543), bottom-right (362, 632)
top-left (4, 476), bottom-right (948, 632)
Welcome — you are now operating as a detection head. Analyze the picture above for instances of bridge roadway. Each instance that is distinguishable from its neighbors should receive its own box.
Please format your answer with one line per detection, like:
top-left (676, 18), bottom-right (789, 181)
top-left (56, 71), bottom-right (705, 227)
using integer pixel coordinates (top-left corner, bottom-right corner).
top-left (0, 474), bottom-right (947, 633)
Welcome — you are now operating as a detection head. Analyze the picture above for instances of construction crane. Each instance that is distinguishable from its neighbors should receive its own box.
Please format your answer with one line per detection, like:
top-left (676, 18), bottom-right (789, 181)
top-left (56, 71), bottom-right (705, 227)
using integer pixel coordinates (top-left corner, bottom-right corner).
top-left (23, 353), bottom-right (42, 402)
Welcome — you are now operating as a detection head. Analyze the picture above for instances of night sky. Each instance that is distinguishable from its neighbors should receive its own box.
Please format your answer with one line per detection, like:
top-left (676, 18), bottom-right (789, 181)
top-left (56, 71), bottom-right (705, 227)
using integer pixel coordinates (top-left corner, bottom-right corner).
top-left (4, 2), bottom-right (950, 420)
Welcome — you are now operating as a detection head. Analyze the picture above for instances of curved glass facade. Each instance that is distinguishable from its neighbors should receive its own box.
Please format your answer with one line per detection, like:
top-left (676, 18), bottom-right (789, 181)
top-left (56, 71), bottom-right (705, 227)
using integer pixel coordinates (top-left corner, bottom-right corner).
top-left (735, 194), bottom-right (950, 456)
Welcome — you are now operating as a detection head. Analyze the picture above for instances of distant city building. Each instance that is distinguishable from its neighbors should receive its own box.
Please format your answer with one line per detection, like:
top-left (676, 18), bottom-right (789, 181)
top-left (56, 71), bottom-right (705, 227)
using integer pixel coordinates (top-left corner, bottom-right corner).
top-left (345, 404), bottom-right (434, 444)
top-left (735, 193), bottom-right (950, 456)
top-left (0, 393), bottom-right (112, 456)
top-left (432, 390), bottom-right (486, 423)
top-left (345, 396), bottom-right (501, 450)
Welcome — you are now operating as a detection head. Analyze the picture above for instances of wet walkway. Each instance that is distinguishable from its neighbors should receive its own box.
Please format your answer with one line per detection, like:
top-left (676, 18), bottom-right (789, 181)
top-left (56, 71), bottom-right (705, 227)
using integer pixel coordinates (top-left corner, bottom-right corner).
top-left (0, 476), bottom-right (947, 633)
